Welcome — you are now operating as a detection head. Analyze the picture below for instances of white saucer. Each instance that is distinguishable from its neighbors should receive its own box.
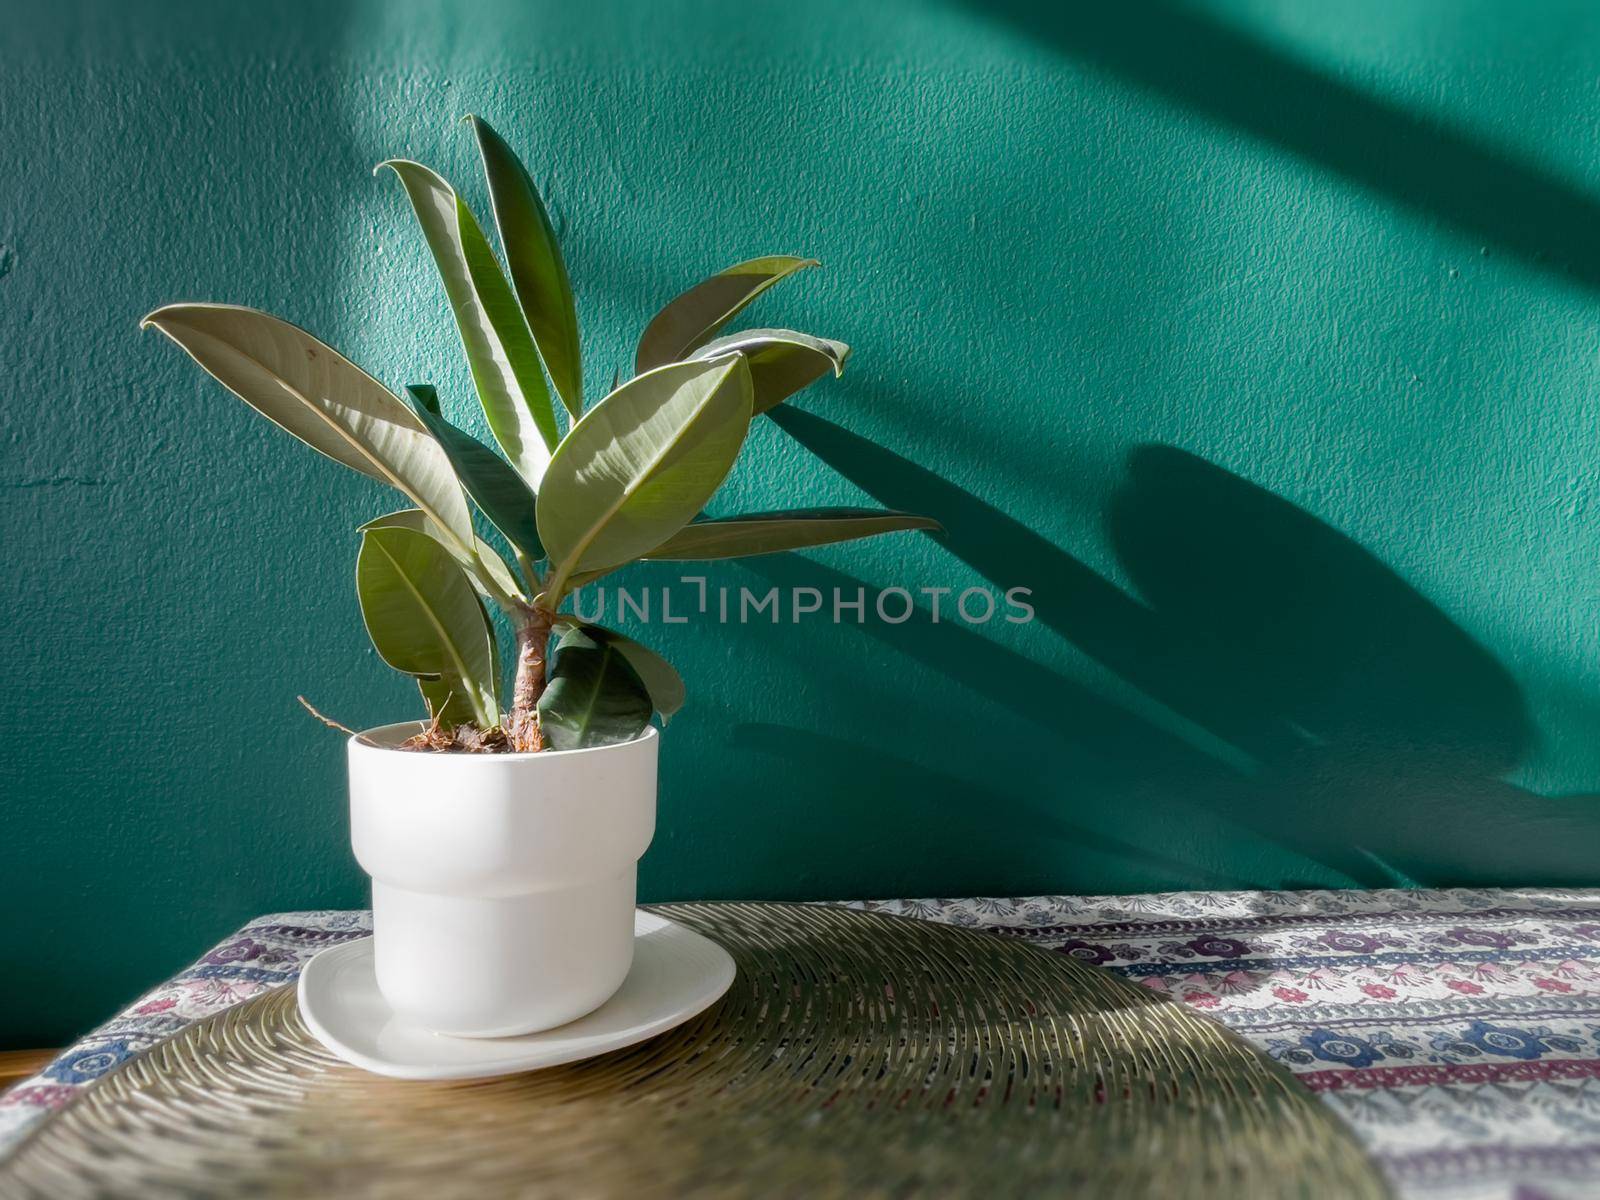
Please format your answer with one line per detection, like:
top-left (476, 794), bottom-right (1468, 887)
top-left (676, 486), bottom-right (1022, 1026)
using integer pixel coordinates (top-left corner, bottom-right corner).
top-left (297, 910), bottom-right (735, 1080)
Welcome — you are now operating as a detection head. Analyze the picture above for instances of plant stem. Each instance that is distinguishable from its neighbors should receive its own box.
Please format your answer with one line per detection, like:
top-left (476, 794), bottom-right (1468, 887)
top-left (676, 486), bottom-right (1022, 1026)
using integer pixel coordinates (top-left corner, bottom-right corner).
top-left (512, 548), bottom-right (540, 596)
top-left (506, 605), bottom-right (554, 751)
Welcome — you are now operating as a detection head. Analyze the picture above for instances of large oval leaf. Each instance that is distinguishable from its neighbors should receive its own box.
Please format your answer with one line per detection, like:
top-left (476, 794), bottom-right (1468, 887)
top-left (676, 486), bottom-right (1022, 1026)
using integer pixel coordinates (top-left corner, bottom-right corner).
top-left (405, 385), bottom-right (542, 563)
top-left (536, 626), bottom-right (652, 750)
top-left (554, 619), bottom-right (684, 723)
top-left (537, 357), bottom-right (754, 597)
top-left (468, 115), bottom-right (583, 420)
top-left (417, 675), bottom-right (480, 728)
top-left (379, 160), bottom-right (560, 482)
top-left (635, 256), bottom-right (817, 373)
top-left (360, 508), bottom-right (524, 609)
top-left (142, 304), bottom-right (475, 554)
top-left (357, 525), bottom-right (500, 728)
top-left (644, 507), bottom-right (940, 561)
top-left (691, 328), bottom-right (849, 414)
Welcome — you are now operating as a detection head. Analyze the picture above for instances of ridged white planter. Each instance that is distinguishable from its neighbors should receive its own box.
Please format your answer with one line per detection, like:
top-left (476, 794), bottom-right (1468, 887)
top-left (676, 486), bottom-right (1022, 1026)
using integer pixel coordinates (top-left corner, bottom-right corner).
top-left (348, 722), bottom-right (658, 1037)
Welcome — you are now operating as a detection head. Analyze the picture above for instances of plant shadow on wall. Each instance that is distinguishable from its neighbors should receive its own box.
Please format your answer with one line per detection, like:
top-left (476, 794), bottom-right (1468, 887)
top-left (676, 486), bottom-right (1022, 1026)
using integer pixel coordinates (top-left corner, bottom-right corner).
top-left (762, 407), bottom-right (1599, 888)
top-left (968, 0), bottom-right (1600, 293)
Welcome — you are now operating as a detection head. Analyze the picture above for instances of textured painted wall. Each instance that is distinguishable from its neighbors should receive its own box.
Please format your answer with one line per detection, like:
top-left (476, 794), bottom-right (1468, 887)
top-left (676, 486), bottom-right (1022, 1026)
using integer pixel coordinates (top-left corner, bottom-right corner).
top-left (6, 0), bottom-right (1600, 1046)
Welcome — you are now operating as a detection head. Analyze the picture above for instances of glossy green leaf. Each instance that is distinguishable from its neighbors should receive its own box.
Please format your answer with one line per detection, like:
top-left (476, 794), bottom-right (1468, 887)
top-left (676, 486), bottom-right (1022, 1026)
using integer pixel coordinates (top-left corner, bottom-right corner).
top-left (379, 160), bottom-right (560, 482)
top-left (537, 357), bottom-right (754, 599)
top-left (635, 256), bottom-right (817, 373)
top-left (555, 619), bottom-right (684, 723)
top-left (691, 328), bottom-right (849, 413)
top-left (645, 507), bottom-right (941, 561)
top-left (417, 675), bottom-right (479, 727)
top-left (405, 386), bottom-right (543, 562)
top-left (537, 626), bottom-right (652, 750)
top-left (467, 115), bottom-right (583, 420)
top-left (357, 525), bottom-right (500, 728)
top-left (142, 304), bottom-right (475, 555)
top-left (361, 508), bottom-right (524, 611)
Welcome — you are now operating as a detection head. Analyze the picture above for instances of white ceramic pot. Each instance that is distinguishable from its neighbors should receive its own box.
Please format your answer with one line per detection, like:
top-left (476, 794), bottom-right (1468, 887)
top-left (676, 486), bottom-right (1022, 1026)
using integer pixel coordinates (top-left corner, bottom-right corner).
top-left (348, 722), bottom-right (658, 1037)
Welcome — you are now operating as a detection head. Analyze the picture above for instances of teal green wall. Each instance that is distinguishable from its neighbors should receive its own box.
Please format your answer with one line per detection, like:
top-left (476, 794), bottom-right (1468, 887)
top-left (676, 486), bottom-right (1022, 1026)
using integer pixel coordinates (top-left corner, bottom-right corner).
top-left (6, 0), bottom-right (1600, 1047)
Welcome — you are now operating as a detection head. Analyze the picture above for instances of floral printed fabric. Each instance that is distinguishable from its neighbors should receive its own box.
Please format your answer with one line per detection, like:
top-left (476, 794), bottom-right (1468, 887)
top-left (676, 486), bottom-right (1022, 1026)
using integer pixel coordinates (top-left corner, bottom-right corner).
top-left (854, 889), bottom-right (1600, 1200)
top-left (2, 890), bottom-right (1597, 1199)
top-left (0, 911), bottom-right (374, 1157)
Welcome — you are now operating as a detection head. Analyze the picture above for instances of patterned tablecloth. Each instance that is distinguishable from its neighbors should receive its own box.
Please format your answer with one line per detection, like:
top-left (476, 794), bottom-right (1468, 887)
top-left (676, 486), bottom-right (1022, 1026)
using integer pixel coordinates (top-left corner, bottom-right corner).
top-left (2, 888), bottom-right (1597, 1198)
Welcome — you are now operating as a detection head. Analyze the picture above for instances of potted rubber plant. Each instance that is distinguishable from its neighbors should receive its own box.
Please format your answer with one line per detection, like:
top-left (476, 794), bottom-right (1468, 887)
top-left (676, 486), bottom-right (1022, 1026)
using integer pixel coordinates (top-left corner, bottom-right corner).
top-left (144, 117), bottom-right (937, 1037)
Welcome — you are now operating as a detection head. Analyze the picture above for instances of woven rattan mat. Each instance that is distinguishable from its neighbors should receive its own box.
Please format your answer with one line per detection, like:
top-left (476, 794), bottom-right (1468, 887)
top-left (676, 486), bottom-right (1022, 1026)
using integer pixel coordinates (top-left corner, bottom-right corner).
top-left (0, 903), bottom-right (1389, 1198)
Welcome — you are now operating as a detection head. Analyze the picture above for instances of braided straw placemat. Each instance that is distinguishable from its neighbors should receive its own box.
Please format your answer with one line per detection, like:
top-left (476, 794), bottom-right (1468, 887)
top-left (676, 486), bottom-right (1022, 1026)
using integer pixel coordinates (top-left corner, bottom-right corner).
top-left (0, 903), bottom-right (1388, 1198)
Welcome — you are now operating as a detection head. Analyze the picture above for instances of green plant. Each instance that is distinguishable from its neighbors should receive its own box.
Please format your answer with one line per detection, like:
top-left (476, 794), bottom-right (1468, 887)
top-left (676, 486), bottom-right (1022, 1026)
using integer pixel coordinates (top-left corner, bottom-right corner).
top-left (144, 117), bottom-right (937, 752)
